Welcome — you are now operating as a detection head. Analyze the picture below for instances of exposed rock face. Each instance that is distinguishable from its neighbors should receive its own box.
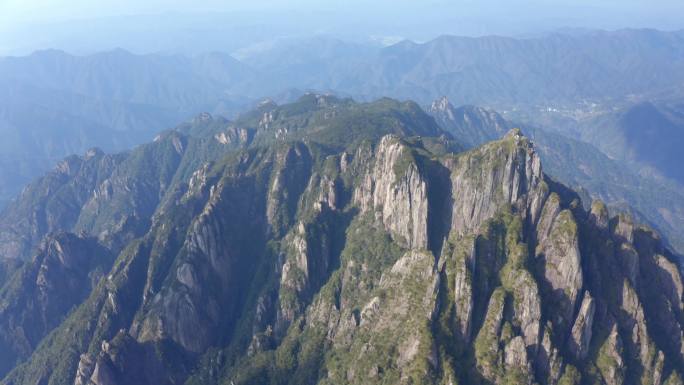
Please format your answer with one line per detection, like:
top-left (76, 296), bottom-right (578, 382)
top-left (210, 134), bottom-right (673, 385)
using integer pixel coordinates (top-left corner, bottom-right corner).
top-left (134, 159), bottom-right (270, 353)
top-left (598, 324), bottom-right (626, 385)
top-left (536, 206), bottom-right (583, 332)
top-left (0, 97), bottom-right (681, 385)
top-left (474, 288), bottom-right (507, 382)
top-left (448, 129), bottom-right (544, 237)
top-left (590, 200), bottom-right (610, 230)
top-left (431, 97), bottom-right (684, 258)
top-left (80, 331), bottom-right (175, 385)
top-left (0, 233), bottom-right (113, 378)
top-left (354, 135), bottom-right (429, 249)
top-left (0, 150), bottom-right (122, 260)
top-left (504, 336), bottom-right (534, 385)
top-left (538, 322), bottom-right (564, 384)
top-left (568, 291), bottom-right (596, 360)
top-left (451, 238), bottom-right (476, 343)
top-left (506, 265), bottom-right (542, 352)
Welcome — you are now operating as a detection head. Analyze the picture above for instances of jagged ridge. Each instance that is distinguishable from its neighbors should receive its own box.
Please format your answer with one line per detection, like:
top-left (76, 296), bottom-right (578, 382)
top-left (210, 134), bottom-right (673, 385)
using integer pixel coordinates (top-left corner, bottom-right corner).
top-left (0, 97), bottom-right (681, 385)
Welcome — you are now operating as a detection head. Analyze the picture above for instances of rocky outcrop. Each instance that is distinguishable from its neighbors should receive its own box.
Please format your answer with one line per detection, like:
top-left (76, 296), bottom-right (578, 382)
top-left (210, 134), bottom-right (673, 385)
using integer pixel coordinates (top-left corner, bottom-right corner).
top-left (538, 322), bottom-right (564, 384)
top-left (474, 288), bottom-right (507, 382)
top-left (354, 136), bottom-right (429, 249)
top-left (535, 207), bottom-right (583, 332)
top-left (0, 150), bottom-right (121, 260)
top-left (79, 331), bottom-right (175, 385)
top-left (135, 163), bottom-right (269, 353)
top-left (448, 129), bottom-right (544, 237)
top-left (568, 291), bottom-right (595, 360)
top-left (266, 143), bottom-right (313, 237)
top-left (619, 279), bottom-right (662, 384)
top-left (506, 265), bottom-right (542, 352)
top-left (451, 237), bottom-right (476, 343)
top-left (597, 324), bottom-right (626, 385)
top-left (0, 233), bottom-right (113, 378)
top-left (504, 336), bottom-right (534, 385)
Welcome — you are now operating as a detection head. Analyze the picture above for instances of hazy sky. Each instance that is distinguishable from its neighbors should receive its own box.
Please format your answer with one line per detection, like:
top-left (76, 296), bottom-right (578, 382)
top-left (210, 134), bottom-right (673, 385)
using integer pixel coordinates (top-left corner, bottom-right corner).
top-left (1, 0), bottom-right (682, 23)
top-left (1, 0), bottom-right (683, 55)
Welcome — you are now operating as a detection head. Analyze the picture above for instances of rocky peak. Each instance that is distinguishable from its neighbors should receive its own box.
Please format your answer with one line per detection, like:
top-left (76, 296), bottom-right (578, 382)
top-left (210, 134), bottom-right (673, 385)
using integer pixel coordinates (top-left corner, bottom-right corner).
top-left (448, 128), bottom-right (544, 236)
top-left (430, 96), bottom-right (455, 116)
top-left (590, 199), bottom-right (610, 230)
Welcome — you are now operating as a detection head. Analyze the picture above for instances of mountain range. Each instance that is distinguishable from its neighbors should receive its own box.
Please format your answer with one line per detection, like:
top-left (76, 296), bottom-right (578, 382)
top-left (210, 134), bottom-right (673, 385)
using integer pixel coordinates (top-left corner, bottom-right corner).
top-left (2, 29), bottom-right (684, 208)
top-left (0, 95), bottom-right (681, 385)
top-left (234, 29), bottom-right (684, 105)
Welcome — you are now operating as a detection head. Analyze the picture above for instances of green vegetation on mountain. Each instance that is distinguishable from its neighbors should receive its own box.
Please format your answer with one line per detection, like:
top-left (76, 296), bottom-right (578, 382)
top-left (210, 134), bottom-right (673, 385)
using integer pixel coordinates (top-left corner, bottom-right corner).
top-left (0, 96), bottom-right (681, 385)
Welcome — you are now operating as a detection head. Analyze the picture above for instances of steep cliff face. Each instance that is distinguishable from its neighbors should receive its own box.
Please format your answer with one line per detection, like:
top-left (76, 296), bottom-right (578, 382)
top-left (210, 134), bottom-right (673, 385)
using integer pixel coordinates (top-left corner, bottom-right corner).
top-left (0, 233), bottom-right (113, 377)
top-left (0, 96), bottom-right (681, 385)
top-left (0, 114), bottom-right (243, 262)
top-left (354, 135), bottom-right (429, 250)
top-left (0, 150), bottom-right (123, 260)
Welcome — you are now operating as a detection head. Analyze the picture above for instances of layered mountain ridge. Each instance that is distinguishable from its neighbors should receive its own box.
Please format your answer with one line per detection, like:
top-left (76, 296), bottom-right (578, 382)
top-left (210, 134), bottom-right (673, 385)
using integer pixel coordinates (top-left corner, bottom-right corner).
top-left (0, 96), bottom-right (681, 385)
top-left (3, 28), bottom-right (684, 208)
